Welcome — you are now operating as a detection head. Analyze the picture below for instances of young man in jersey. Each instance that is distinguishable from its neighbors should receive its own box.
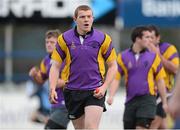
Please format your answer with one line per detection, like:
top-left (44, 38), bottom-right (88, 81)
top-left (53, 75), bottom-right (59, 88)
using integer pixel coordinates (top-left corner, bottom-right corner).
top-left (147, 25), bottom-right (179, 129)
top-left (107, 26), bottom-right (168, 129)
top-left (29, 29), bottom-right (70, 129)
top-left (49, 5), bottom-right (117, 129)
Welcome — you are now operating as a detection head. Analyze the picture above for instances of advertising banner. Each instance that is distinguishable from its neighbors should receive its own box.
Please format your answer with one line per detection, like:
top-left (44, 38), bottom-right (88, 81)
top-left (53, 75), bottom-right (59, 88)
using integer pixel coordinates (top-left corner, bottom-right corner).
top-left (119, 0), bottom-right (180, 27)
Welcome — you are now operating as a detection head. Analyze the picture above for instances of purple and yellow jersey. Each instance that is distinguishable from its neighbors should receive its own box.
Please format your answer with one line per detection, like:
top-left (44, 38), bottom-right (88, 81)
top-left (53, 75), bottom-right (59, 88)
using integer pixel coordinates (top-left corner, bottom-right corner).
top-left (116, 49), bottom-right (166, 103)
top-left (51, 28), bottom-right (117, 90)
top-left (159, 42), bottom-right (179, 91)
top-left (40, 54), bottom-right (51, 81)
top-left (40, 54), bottom-right (65, 108)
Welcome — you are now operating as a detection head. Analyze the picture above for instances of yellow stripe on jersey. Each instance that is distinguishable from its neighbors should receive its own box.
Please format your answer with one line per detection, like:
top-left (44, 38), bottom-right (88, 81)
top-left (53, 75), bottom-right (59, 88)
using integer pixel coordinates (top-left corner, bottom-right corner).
top-left (147, 69), bottom-right (155, 95)
top-left (148, 54), bottom-right (166, 95)
top-left (163, 45), bottom-right (178, 60)
top-left (117, 54), bottom-right (128, 85)
top-left (156, 68), bottom-right (166, 81)
top-left (101, 34), bottom-right (112, 56)
top-left (106, 48), bottom-right (117, 63)
top-left (40, 59), bottom-right (46, 74)
top-left (115, 71), bottom-right (121, 80)
top-left (97, 34), bottom-right (116, 79)
top-left (97, 53), bottom-right (105, 79)
top-left (60, 64), bottom-right (68, 82)
top-left (60, 35), bottom-right (71, 83)
top-left (52, 35), bottom-right (65, 63)
top-left (148, 55), bottom-right (158, 95)
top-left (51, 34), bottom-right (71, 83)
top-left (171, 57), bottom-right (179, 65)
top-left (52, 50), bottom-right (62, 63)
top-left (97, 35), bottom-right (108, 79)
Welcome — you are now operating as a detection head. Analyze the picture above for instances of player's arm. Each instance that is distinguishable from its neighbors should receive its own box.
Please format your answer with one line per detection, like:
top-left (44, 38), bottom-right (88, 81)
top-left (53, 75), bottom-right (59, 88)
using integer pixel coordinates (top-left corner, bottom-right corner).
top-left (49, 60), bottom-right (61, 104)
top-left (147, 44), bottom-right (179, 74)
top-left (156, 78), bottom-right (168, 113)
top-left (94, 60), bottom-right (117, 99)
top-left (159, 55), bottom-right (179, 74)
top-left (107, 53), bottom-right (124, 105)
top-left (94, 60), bottom-right (117, 98)
top-left (57, 78), bottom-right (66, 88)
top-left (103, 60), bottom-right (118, 90)
top-left (107, 78), bottom-right (120, 105)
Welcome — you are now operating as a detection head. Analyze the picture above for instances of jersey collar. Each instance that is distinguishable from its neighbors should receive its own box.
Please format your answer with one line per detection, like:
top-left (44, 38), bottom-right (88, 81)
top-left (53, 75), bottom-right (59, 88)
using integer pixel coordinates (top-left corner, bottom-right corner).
top-left (130, 44), bottom-right (147, 54)
top-left (74, 26), bottom-right (94, 38)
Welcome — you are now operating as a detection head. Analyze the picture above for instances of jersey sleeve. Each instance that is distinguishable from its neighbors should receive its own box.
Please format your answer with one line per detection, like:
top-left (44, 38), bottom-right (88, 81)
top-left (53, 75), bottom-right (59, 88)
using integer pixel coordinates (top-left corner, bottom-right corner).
top-left (153, 54), bottom-right (166, 81)
top-left (115, 53), bottom-right (126, 80)
top-left (167, 45), bottom-right (179, 66)
top-left (40, 59), bottom-right (48, 80)
top-left (51, 34), bottom-right (67, 64)
top-left (101, 34), bottom-right (117, 63)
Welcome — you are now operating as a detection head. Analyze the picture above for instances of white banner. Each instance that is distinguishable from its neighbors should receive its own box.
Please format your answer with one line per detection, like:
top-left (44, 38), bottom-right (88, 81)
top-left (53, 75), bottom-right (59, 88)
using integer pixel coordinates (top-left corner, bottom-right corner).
top-left (142, 0), bottom-right (180, 17)
top-left (0, 0), bottom-right (90, 18)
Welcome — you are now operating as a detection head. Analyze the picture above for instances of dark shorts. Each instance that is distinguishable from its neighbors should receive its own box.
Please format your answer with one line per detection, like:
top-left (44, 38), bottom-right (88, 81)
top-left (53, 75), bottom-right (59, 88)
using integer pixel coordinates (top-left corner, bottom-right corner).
top-left (63, 88), bottom-right (106, 120)
top-left (156, 102), bottom-right (166, 118)
top-left (123, 95), bottom-right (156, 129)
top-left (156, 93), bottom-right (169, 118)
top-left (49, 106), bottom-right (70, 128)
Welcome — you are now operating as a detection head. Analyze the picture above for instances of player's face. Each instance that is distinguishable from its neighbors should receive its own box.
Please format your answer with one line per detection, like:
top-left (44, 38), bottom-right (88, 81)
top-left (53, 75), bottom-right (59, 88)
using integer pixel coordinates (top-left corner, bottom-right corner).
top-left (45, 37), bottom-right (57, 54)
top-left (149, 30), bottom-right (160, 46)
top-left (74, 10), bottom-right (94, 35)
top-left (139, 31), bottom-right (152, 49)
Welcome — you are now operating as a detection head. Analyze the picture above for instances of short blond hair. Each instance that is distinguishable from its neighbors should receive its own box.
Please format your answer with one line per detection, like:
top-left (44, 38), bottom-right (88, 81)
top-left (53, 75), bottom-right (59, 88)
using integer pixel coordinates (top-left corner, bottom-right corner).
top-left (45, 29), bottom-right (61, 39)
top-left (74, 5), bottom-right (92, 18)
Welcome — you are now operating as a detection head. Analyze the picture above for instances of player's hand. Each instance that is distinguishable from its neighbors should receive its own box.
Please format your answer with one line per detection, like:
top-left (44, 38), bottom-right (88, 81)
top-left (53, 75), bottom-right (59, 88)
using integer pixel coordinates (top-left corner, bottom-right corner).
top-left (49, 89), bottom-right (58, 104)
top-left (29, 66), bottom-right (39, 77)
top-left (147, 43), bottom-right (161, 55)
top-left (93, 87), bottom-right (106, 99)
top-left (106, 96), bottom-right (114, 105)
